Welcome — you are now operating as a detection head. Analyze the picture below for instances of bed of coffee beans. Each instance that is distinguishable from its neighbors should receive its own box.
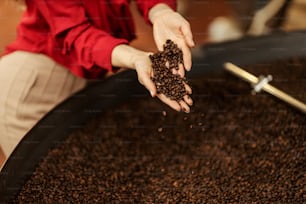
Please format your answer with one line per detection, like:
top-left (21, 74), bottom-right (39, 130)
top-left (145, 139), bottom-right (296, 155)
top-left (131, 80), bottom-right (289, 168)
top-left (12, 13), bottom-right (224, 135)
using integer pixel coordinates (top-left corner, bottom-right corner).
top-left (15, 58), bottom-right (305, 203)
top-left (149, 39), bottom-right (189, 102)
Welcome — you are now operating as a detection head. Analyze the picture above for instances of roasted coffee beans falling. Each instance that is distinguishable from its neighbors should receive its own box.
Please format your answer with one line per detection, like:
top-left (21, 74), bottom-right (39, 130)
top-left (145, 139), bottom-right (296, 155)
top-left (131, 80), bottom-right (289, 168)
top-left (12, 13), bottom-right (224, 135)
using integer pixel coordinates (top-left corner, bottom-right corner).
top-left (149, 40), bottom-right (190, 102)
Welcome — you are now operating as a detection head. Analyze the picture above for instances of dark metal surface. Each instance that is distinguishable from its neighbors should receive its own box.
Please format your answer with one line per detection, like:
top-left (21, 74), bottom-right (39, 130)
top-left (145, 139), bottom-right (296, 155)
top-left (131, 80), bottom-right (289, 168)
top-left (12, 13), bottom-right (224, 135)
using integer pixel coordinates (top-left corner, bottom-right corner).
top-left (0, 71), bottom-right (147, 203)
top-left (189, 29), bottom-right (306, 77)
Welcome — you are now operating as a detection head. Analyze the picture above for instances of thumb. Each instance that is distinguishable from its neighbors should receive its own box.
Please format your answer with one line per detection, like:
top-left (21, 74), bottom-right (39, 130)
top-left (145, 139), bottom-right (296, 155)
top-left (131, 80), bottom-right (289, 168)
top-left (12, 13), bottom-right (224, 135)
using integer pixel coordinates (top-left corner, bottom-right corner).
top-left (144, 75), bottom-right (157, 97)
top-left (138, 70), bottom-right (157, 97)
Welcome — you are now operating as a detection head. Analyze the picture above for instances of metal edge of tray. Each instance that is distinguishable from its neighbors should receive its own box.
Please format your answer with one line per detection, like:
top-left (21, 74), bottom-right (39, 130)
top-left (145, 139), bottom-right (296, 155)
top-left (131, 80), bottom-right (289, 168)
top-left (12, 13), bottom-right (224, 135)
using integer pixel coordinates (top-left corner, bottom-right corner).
top-left (189, 29), bottom-right (306, 77)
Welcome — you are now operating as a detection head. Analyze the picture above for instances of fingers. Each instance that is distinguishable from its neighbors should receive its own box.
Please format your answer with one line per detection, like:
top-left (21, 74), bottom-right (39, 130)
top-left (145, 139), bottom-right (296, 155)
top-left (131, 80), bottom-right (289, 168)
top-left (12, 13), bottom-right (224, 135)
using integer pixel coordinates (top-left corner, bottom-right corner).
top-left (181, 44), bottom-right (192, 71)
top-left (157, 93), bottom-right (193, 113)
top-left (154, 30), bottom-right (193, 71)
top-left (184, 95), bottom-right (193, 106)
top-left (179, 100), bottom-right (190, 113)
top-left (153, 71), bottom-right (193, 113)
top-left (185, 83), bottom-right (192, 94)
top-left (178, 63), bottom-right (185, 78)
top-left (142, 74), bottom-right (193, 113)
top-left (179, 94), bottom-right (193, 113)
top-left (156, 39), bottom-right (164, 52)
top-left (171, 63), bottom-right (185, 78)
top-left (180, 21), bottom-right (194, 71)
top-left (158, 94), bottom-right (181, 112)
top-left (137, 68), bottom-right (157, 97)
top-left (166, 39), bottom-right (192, 72)
top-left (181, 21), bottom-right (195, 48)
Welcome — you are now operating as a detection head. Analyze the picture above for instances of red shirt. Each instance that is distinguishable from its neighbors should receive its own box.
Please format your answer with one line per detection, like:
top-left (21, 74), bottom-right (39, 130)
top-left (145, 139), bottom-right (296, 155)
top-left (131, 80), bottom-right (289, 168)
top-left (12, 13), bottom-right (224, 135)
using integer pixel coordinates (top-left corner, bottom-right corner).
top-left (5, 0), bottom-right (176, 79)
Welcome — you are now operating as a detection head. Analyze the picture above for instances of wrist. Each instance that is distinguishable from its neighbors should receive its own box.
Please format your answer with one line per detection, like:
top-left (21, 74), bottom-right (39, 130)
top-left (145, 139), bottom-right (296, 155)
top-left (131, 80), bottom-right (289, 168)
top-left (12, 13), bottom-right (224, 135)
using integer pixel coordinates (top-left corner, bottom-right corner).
top-left (131, 51), bottom-right (151, 69)
top-left (111, 44), bottom-right (149, 69)
top-left (149, 3), bottom-right (174, 24)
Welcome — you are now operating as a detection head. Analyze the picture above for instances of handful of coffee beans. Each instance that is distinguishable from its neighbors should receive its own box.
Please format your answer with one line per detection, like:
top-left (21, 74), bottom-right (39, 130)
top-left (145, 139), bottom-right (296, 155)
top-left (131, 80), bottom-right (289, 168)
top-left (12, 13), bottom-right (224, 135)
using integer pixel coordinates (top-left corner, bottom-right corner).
top-left (149, 40), bottom-right (190, 102)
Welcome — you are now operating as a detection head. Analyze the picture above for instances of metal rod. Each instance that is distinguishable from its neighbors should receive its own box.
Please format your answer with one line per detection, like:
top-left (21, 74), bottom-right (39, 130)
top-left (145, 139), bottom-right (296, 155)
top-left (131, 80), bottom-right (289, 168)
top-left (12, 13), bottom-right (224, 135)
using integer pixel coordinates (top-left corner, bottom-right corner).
top-left (224, 62), bottom-right (306, 114)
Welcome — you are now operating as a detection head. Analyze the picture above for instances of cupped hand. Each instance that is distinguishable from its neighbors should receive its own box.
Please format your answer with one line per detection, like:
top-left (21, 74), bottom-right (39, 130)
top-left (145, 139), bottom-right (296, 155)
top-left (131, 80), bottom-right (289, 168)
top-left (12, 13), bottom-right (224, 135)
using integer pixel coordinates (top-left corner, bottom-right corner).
top-left (150, 5), bottom-right (195, 77)
top-left (133, 54), bottom-right (193, 113)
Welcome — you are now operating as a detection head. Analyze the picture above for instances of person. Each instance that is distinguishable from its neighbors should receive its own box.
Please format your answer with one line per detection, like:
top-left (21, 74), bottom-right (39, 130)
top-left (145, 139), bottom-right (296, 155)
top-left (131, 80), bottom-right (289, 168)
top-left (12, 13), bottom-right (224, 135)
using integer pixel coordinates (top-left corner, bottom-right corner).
top-left (0, 0), bottom-right (194, 168)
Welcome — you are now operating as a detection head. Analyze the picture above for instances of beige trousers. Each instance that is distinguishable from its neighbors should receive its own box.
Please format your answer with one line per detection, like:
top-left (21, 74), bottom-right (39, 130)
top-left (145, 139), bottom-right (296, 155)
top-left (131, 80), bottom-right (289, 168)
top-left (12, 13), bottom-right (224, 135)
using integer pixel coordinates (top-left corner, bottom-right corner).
top-left (0, 51), bottom-right (87, 163)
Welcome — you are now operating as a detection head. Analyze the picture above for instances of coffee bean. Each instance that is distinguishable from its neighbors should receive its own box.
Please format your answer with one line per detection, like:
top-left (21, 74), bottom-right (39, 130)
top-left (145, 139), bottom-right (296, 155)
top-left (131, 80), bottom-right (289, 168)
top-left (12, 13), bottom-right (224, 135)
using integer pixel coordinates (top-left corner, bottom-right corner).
top-left (149, 40), bottom-right (188, 102)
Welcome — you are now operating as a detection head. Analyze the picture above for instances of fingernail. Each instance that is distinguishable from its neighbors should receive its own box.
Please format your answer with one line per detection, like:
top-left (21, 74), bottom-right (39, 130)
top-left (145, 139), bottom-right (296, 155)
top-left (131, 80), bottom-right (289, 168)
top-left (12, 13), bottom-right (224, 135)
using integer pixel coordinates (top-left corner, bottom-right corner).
top-left (187, 97), bottom-right (193, 105)
top-left (182, 107), bottom-right (189, 113)
top-left (150, 90), bottom-right (154, 97)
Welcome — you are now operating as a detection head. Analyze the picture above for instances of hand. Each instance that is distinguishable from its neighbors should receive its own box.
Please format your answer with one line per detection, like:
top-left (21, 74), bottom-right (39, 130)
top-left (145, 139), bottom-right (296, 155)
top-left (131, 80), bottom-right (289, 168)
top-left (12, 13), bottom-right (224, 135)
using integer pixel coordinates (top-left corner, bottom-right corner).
top-left (133, 54), bottom-right (193, 113)
top-left (149, 4), bottom-right (195, 77)
top-left (111, 45), bottom-right (193, 113)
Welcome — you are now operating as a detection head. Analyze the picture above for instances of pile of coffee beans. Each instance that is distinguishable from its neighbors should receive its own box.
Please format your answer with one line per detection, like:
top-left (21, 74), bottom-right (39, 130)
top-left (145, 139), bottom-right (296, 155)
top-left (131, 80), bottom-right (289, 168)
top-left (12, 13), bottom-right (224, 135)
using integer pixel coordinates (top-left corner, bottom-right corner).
top-left (149, 40), bottom-right (189, 102)
top-left (15, 58), bottom-right (305, 203)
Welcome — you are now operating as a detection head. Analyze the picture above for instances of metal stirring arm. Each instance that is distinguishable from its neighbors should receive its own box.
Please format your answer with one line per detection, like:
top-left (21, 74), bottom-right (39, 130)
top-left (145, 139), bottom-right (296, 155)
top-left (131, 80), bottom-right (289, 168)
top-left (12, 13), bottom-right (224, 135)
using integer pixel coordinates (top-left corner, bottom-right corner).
top-left (224, 62), bottom-right (306, 114)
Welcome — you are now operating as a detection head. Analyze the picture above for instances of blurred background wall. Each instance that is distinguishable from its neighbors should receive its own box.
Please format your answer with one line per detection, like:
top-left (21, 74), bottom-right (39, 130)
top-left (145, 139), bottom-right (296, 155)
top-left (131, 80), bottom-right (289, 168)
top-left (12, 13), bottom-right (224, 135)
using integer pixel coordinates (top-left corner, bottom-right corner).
top-left (0, 0), bottom-right (24, 53)
top-left (0, 0), bottom-right (232, 53)
top-left (2, 0), bottom-right (306, 54)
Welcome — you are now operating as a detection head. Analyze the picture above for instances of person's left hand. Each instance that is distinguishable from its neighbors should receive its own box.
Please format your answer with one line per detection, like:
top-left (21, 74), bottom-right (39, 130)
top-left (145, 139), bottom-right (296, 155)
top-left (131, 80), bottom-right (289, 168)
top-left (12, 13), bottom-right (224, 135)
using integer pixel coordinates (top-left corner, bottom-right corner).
top-left (149, 4), bottom-right (195, 77)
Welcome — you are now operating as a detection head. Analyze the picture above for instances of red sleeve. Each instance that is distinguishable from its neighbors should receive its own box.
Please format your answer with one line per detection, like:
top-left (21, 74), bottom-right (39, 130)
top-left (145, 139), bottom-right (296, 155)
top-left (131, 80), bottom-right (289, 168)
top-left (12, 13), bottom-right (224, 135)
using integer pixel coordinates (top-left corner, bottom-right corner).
top-left (135, 0), bottom-right (177, 24)
top-left (34, 0), bottom-right (128, 72)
